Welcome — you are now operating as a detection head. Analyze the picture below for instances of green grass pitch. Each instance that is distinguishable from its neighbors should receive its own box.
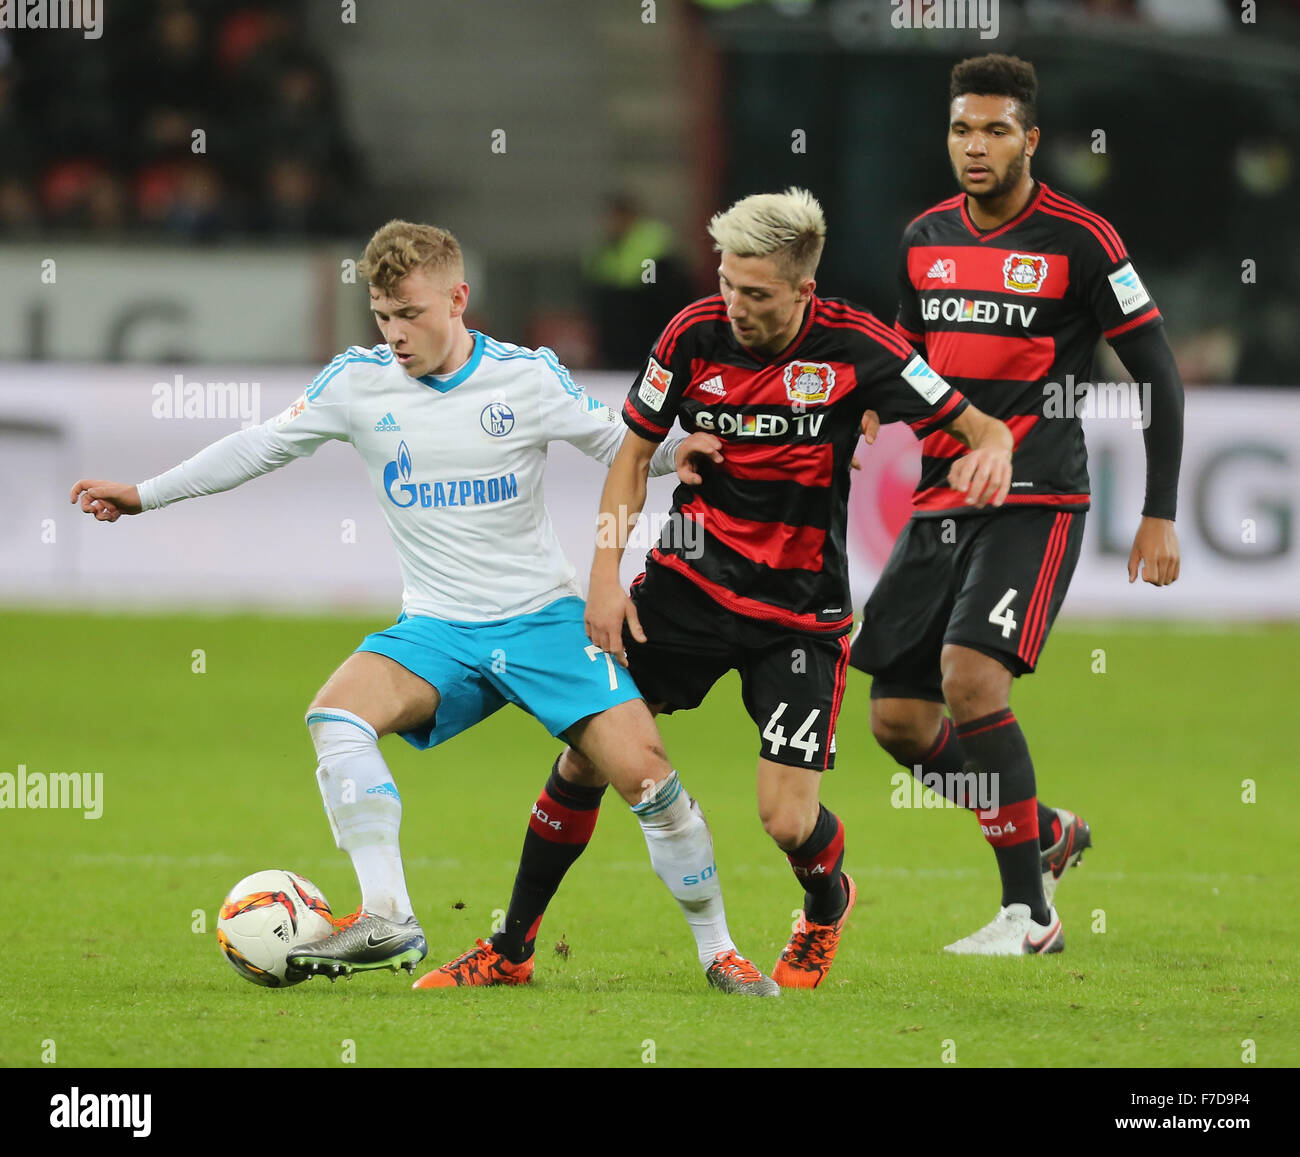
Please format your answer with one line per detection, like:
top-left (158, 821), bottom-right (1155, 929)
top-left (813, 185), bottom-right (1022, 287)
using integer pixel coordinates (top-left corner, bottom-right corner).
top-left (1, 611), bottom-right (1295, 1068)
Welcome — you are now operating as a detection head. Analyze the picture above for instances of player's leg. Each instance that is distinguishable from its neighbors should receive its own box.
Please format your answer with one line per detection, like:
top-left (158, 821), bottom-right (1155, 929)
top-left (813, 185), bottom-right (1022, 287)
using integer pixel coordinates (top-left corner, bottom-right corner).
top-left (416, 589), bottom-right (774, 993)
top-left (746, 632), bottom-right (856, 988)
top-left (481, 742), bottom-right (611, 973)
top-left (852, 517), bottom-right (1077, 908)
top-left (292, 616), bottom-right (506, 977)
top-left (852, 517), bottom-right (984, 801)
top-left (564, 699), bottom-right (776, 994)
top-left (289, 650), bottom-right (439, 976)
top-left (939, 510), bottom-right (1090, 956)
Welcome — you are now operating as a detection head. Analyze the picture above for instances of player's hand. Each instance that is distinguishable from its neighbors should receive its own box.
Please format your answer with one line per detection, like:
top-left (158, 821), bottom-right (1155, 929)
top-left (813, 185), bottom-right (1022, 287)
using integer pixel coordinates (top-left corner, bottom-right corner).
top-left (947, 448), bottom-right (1011, 508)
top-left (850, 409), bottom-right (881, 471)
top-left (69, 479), bottom-right (142, 522)
top-left (1128, 516), bottom-right (1180, 586)
top-left (675, 432), bottom-right (724, 486)
top-left (584, 574), bottom-right (645, 667)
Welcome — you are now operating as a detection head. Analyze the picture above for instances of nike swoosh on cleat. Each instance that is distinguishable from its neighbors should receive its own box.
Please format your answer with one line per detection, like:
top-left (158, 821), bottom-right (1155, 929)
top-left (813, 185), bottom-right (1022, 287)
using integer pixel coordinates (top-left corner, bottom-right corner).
top-left (1051, 828), bottom-right (1077, 874)
top-left (1024, 921), bottom-right (1061, 952)
top-left (365, 931), bottom-right (410, 949)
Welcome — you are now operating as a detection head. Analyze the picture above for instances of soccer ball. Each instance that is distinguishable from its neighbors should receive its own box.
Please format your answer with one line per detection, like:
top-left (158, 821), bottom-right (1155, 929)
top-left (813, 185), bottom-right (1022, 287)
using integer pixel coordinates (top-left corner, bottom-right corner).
top-left (216, 869), bottom-right (334, 987)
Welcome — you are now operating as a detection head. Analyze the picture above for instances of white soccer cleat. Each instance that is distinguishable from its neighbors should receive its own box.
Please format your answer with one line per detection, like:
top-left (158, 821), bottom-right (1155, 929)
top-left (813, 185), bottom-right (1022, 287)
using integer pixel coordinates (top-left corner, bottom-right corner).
top-left (943, 903), bottom-right (1064, 956)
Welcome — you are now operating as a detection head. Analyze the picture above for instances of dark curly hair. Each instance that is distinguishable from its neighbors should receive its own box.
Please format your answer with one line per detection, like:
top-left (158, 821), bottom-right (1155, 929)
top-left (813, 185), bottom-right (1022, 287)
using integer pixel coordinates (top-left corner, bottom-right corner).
top-left (950, 54), bottom-right (1038, 131)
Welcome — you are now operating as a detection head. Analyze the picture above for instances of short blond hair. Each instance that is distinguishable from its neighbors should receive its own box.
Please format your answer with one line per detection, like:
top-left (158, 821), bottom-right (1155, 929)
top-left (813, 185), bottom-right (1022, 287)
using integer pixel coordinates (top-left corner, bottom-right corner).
top-left (706, 187), bottom-right (827, 284)
top-left (359, 220), bottom-right (465, 298)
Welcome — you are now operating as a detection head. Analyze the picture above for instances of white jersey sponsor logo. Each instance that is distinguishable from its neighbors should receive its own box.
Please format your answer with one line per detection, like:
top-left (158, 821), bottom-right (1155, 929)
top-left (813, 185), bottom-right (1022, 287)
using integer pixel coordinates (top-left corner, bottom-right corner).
top-left (1107, 262), bottom-right (1151, 315)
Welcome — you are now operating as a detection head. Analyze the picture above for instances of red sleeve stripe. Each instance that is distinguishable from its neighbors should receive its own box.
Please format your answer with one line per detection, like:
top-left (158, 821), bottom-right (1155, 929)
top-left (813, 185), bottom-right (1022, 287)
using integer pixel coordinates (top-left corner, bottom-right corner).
top-left (818, 301), bottom-right (915, 360)
top-left (1038, 203), bottom-right (1124, 263)
top-left (1104, 307), bottom-right (1162, 340)
top-left (908, 391), bottom-right (967, 435)
top-left (907, 193), bottom-right (964, 228)
top-left (1040, 188), bottom-right (1125, 257)
top-left (818, 299), bottom-right (914, 356)
top-left (681, 497), bottom-right (825, 572)
top-left (821, 304), bottom-right (915, 358)
top-left (654, 299), bottom-right (727, 363)
top-left (622, 397), bottom-right (669, 439)
top-left (895, 321), bottom-right (926, 346)
top-left (1018, 511), bottom-right (1072, 666)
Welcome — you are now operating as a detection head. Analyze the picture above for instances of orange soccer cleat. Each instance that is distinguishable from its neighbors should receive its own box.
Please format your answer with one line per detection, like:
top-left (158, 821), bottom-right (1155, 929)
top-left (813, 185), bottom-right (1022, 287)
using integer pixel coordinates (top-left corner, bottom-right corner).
top-left (773, 873), bottom-right (857, 989)
top-left (412, 938), bottom-right (535, 989)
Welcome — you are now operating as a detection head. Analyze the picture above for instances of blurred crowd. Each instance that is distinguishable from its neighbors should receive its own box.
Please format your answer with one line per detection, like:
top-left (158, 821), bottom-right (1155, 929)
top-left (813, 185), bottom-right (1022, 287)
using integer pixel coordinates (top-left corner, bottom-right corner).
top-left (0, 0), bottom-right (359, 239)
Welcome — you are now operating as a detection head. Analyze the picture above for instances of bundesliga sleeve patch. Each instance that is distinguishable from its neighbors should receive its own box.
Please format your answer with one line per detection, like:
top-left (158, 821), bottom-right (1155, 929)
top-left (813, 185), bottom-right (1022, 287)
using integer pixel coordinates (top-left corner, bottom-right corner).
top-left (1107, 262), bottom-right (1151, 315)
top-left (901, 354), bottom-right (950, 405)
top-left (638, 358), bottom-right (672, 412)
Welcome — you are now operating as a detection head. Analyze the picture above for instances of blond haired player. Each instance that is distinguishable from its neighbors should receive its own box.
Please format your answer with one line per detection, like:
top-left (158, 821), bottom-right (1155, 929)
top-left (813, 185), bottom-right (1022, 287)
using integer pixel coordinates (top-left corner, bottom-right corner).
top-left (435, 190), bottom-right (1014, 989)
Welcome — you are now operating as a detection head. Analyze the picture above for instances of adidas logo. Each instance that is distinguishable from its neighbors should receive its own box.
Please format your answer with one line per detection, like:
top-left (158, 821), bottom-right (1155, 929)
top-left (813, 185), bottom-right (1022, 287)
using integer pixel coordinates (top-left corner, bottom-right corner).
top-left (697, 375), bottom-right (726, 397)
top-left (926, 258), bottom-right (955, 284)
top-left (374, 412), bottom-right (401, 432)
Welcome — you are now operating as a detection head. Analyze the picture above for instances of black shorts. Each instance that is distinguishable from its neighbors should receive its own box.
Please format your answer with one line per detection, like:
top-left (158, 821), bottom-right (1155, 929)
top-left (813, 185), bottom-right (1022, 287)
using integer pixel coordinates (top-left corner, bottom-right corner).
top-left (850, 509), bottom-right (1086, 701)
top-left (625, 564), bottom-right (851, 770)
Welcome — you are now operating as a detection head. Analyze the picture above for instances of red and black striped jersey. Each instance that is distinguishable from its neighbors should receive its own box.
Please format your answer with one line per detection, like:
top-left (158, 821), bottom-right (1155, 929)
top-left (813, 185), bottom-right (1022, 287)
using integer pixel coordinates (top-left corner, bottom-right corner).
top-left (622, 294), bottom-right (968, 634)
top-left (897, 180), bottom-right (1163, 516)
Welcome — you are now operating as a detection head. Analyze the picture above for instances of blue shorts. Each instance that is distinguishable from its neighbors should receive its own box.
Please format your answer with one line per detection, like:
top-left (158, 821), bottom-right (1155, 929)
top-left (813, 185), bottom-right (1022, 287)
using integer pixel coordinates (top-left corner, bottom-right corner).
top-left (356, 596), bottom-right (643, 750)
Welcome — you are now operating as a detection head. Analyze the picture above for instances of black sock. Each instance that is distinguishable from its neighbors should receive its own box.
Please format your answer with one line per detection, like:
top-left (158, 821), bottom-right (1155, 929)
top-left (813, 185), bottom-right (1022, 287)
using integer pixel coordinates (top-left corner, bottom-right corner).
top-left (492, 757), bottom-right (605, 963)
top-left (898, 716), bottom-right (971, 805)
top-left (955, 709), bottom-right (1048, 924)
top-left (903, 718), bottom-right (1057, 847)
top-left (785, 805), bottom-right (847, 925)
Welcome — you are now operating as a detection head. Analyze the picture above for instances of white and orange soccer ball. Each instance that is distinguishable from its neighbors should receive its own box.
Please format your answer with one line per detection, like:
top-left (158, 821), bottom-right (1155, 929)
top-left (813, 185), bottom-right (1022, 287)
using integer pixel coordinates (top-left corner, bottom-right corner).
top-left (216, 870), bottom-right (333, 987)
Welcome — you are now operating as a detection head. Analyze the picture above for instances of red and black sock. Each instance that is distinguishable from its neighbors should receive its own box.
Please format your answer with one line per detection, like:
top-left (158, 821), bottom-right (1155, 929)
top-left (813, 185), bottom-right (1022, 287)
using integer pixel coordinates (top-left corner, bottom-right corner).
top-left (955, 708), bottom-right (1048, 924)
top-left (901, 716), bottom-right (1058, 848)
top-left (786, 805), bottom-right (847, 925)
top-left (491, 757), bottom-right (605, 964)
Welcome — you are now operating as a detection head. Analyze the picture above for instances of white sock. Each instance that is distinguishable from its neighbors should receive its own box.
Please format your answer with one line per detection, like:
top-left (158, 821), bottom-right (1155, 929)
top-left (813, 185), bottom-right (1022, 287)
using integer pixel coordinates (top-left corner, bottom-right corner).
top-left (306, 708), bottom-right (414, 922)
top-left (633, 771), bottom-right (735, 967)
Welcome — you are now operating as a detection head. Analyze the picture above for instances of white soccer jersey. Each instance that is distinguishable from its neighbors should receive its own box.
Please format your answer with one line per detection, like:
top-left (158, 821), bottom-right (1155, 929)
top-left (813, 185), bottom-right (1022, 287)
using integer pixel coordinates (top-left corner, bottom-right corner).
top-left (137, 332), bottom-right (683, 621)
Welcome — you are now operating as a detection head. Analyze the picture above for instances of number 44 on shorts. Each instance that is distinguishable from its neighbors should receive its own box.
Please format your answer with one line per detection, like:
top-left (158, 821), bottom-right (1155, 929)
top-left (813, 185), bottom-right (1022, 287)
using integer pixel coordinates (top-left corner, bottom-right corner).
top-left (762, 703), bottom-right (821, 763)
top-left (988, 588), bottom-right (1019, 639)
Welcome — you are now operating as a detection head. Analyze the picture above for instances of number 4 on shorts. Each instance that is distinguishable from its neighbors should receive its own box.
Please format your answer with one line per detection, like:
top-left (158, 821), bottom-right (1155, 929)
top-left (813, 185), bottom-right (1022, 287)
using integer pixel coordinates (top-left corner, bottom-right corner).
top-left (988, 588), bottom-right (1019, 639)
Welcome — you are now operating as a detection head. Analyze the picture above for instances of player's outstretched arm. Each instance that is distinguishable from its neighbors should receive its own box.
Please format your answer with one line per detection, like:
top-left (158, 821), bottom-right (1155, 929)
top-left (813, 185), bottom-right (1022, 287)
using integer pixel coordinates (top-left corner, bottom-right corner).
top-left (942, 406), bottom-right (1013, 508)
top-left (587, 429), bottom-right (658, 664)
top-left (69, 480), bottom-right (142, 522)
